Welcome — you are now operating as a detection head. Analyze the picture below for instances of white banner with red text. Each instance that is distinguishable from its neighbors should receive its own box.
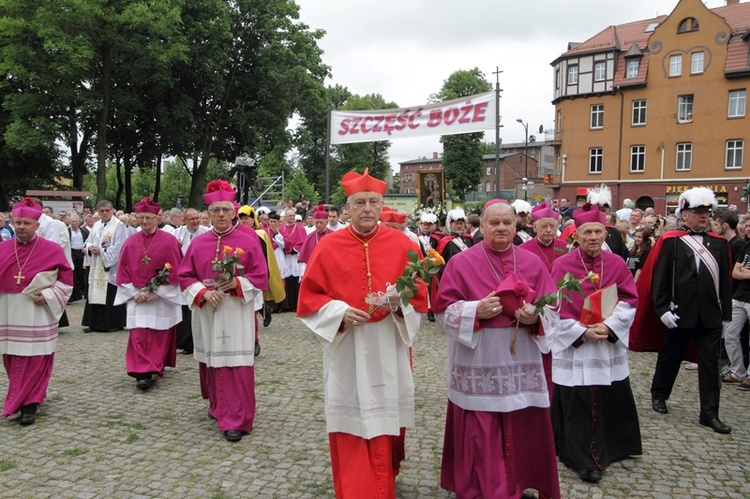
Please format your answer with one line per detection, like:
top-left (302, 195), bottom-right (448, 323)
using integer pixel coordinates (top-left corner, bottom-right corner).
top-left (330, 91), bottom-right (496, 145)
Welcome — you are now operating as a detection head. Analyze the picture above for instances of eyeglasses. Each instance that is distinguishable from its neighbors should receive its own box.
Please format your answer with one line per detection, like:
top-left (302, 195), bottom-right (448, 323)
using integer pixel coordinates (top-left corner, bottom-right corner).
top-left (209, 207), bottom-right (234, 214)
top-left (351, 198), bottom-right (383, 208)
top-left (136, 215), bottom-right (156, 221)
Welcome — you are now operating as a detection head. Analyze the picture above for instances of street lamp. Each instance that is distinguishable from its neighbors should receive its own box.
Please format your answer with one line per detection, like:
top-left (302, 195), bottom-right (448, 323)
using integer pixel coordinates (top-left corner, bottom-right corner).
top-left (516, 119), bottom-right (531, 201)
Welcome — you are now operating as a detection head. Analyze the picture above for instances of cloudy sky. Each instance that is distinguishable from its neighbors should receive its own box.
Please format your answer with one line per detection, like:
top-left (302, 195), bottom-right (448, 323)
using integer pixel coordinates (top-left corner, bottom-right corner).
top-left (294, 0), bottom-right (728, 170)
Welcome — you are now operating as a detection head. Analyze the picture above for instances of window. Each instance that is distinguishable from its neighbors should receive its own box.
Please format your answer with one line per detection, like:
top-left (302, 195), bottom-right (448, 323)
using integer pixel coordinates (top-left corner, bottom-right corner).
top-left (630, 146), bottom-right (646, 172)
top-left (691, 52), bottom-right (704, 74)
top-left (556, 69), bottom-right (560, 90)
top-left (669, 55), bottom-right (682, 77)
top-left (728, 89), bottom-right (746, 118)
top-left (405, 173), bottom-right (412, 181)
top-left (678, 17), bottom-right (699, 33)
top-left (556, 110), bottom-right (562, 132)
top-left (727, 140), bottom-right (744, 169)
top-left (676, 143), bottom-right (692, 171)
top-left (568, 65), bottom-right (579, 85)
top-left (594, 62), bottom-right (606, 81)
top-left (485, 182), bottom-right (491, 192)
top-left (678, 95), bottom-right (694, 122)
top-left (626, 59), bottom-right (640, 79)
top-left (589, 148), bottom-right (603, 174)
top-left (486, 167), bottom-right (492, 176)
top-left (590, 104), bottom-right (604, 129)
top-left (632, 100), bottom-right (647, 125)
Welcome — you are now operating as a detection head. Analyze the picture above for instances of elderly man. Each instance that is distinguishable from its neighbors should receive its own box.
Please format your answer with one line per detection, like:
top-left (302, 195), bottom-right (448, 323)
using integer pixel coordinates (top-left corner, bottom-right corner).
top-left (297, 168), bottom-right (428, 498)
top-left (634, 188), bottom-right (732, 434)
top-left (1, 198), bottom-right (73, 425)
top-left (520, 202), bottom-right (567, 272)
top-left (68, 213), bottom-right (89, 302)
top-left (115, 198), bottom-right (183, 390)
top-left (298, 204), bottom-right (333, 274)
top-left (433, 199), bottom-right (560, 499)
top-left (178, 181), bottom-right (268, 442)
top-left (83, 200), bottom-right (128, 332)
top-left (549, 203), bottom-right (641, 483)
top-left (277, 208), bottom-right (306, 311)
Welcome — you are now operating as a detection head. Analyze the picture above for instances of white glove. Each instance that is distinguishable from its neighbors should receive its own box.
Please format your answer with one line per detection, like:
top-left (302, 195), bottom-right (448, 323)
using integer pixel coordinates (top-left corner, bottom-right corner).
top-left (660, 311), bottom-right (679, 329)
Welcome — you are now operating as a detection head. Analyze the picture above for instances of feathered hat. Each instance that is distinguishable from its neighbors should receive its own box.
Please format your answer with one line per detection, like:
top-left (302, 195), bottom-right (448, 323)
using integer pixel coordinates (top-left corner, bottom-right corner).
top-left (510, 199), bottom-right (532, 216)
top-left (676, 187), bottom-right (717, 217)
top-left (587, 184), bottom-right (612, 208)
top-left (419, 212), bottom-right (438, 224)
top-left (445, 207), bottom-right (467, 226)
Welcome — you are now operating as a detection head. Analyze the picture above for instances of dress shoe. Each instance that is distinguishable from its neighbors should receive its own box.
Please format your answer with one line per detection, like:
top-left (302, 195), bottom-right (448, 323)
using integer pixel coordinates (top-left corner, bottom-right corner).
top-left (263, 305), bottom-right (272, 327)
top-left (223, 430), bottom-right (242, 442)
top-left (254, 341), bottom-right (261, 357)
top-left (82, 328), bottom-right (94, 333)
top-left (722, 374), bottom-right (742, 384)
top-left (136, 378), bottom-right (152, 391)
top-left (207, 410), bottom-right (216, 420)
top-left (651, 397), bottom-right (668, 414)
top-left (577, 468), bottom-right (602, 483)
top-left (19, 412), bottom-right (36, 426)
top-left (737, 380), bottom-right (750, 391)
top-left (427, 310), bottom-right (435, 322)
top-left (700, 418), bottom-right (731, 434)
top-left (180, 349), bottom-right (193, 355)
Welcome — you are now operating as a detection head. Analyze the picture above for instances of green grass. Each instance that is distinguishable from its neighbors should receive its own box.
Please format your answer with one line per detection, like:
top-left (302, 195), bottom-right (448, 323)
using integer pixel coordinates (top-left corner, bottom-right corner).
top-left (62, 448), bottom-right (87, 457)
top-left (125, 433), bottom-right (139, 444)
top-left (0, 460), bottom-right (17, 472)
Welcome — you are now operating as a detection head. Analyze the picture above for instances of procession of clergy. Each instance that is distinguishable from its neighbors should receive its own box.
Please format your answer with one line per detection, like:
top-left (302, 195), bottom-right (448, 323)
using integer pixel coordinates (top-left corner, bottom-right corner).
top-left (1, 169), bottom-right (734, 498)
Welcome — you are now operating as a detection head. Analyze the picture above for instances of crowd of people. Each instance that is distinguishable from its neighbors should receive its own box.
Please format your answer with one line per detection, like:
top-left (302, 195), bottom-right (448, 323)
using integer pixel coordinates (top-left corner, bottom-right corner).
top-left (1, 175), bottom-right (746, 498)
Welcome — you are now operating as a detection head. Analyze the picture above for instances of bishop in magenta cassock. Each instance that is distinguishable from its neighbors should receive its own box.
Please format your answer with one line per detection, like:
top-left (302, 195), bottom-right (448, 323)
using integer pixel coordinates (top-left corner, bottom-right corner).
top-left (297, 168), bottom-right (427, 499)
top-left (548, 203), bottom-right (641, 484)
top-left (1, 198), bottom-right (73, 425)
top-left (114, 198), bottom-right (183, 391)
top-left (519, 202), bottom-right (568, 272)
top-left (178, 181), bottom-right (268, 442)
top-left (433, 199), bottom-right (560, 499)
top-left (297, 204), bottom-right (332, 274)
top-left (277, 208), bottom-right (306, 311)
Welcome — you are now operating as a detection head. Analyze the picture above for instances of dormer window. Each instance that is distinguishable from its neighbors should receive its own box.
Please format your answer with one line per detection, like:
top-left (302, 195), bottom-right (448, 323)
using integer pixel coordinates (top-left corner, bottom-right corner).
top-left (678, 17), bottom-right (699, 33)
top-left (627, 59), bottom-right (640, 79)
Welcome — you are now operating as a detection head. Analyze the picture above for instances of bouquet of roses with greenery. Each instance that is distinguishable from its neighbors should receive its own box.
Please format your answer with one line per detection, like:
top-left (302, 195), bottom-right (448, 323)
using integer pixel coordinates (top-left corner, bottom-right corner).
top-left (365, 248), bottom-right (445, 312)
top-left (144, 263), bottom-right (172, 293)
top-left (534, 271), bottom-right (600, 315)
top-left (213, 246), bottom-right (245, 283)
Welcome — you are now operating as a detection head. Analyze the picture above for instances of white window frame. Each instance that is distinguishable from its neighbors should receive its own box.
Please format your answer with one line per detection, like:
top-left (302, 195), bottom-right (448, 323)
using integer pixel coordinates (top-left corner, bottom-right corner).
top-left (728, 89), bottom-right (746, 118)
top-left (626, 59), bottom-right (640, 79)
top-left (594, 61), bottom-right (606, 82)
top-left (556, 110), bottom-right (562, 132)
top-left (590, 104), bottom-right (604, 129)
top-left (726, 140), bottom-right (744, 169)
top-left (485, 167), bottom-right (492, 176)
top-left (678, 95), bottom-right (694, 123)
top-left (589, 148), bottom-right (603, 174)
top-left (669, 55), bottom-right (682, 77)
top-left (691, 52), bottom-right (704, 74)
top-left (632, 99), bottom-right (647, 126)
top-left (485, 182), bottom-right (491, 192)
top-left (676, 143), bottom-right (692, 171)
top-left (568, 65), bottom-right (579, 85)
top-left (630, 145), bottom-right (646, 172)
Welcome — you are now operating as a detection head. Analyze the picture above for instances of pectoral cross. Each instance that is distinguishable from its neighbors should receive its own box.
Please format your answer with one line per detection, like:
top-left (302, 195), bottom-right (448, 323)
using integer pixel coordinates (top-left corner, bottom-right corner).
top-left (13, 271), bottom-right (24, 285)
top-left (217, 330), bottom-right (231, 345)
top-left (141, 255), bottom-right (151, 264)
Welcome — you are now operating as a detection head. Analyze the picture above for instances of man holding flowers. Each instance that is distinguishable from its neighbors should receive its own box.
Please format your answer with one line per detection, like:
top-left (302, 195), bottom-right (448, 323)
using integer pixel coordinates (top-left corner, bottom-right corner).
top-left (433, 199), bottom-right (560, 499)
top-left (297, 168), bottom-right (427, 498)
top-left (547, 203), bottom-right (641, 483)
top-left (115, 198), bottom-right (183, 391)
top-left (178, 181), bottom-right (268, 442)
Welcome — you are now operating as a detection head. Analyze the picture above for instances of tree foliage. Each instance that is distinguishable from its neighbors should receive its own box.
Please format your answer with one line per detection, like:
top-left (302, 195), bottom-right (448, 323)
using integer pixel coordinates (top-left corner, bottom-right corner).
top-left (434, 68), bottom-right (491, 201)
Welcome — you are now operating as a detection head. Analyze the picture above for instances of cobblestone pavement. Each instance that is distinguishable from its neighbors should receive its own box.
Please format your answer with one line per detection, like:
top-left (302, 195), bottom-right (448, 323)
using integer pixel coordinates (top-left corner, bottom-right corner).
top-left (1, 300), bottom-right (748, 498)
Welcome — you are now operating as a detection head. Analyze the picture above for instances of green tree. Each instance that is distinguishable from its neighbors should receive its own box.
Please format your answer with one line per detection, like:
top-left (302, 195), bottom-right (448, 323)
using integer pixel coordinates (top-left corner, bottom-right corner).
top-left (433, 68), bottom-right (491, 201)
top-left (285, 171), bottom-right (320, 206)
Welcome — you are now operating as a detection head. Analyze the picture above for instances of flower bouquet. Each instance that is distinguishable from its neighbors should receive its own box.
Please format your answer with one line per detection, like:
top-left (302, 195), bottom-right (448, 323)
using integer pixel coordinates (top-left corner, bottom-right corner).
top-left (213, 246), bottom-right (245, 283)
top-left (364, 248), bottom-right (445, 313)
top-left (534, 271), bottom-right (600, 332)
top-left (144, 263), bottom-right (172, 293)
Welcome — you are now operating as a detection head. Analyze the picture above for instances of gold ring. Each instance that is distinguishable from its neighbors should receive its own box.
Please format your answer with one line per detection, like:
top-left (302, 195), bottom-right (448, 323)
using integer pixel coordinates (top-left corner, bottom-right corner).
top-left (352, 321), bottom-right (359, 326)
top-left (492, 307), bottom-right (498, 312)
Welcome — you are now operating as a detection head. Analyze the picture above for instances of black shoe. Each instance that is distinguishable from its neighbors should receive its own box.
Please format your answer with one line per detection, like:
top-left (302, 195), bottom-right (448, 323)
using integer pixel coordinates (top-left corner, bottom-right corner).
top-left (700, 418), bottom-right (731, 434)
top-left (263, 306), bottom-right (272, 327)
top-left (223, 430), bottom-right (242, 442)
top-left (19, 413), bottom-right (36, 425)
top-left (427, 310), bottom-right (435, 322)
top-left (254, 341), bottom-right (261, 357)
top-left (136, 377), bottom-right (152, 391)
top-left (207, 410), bottom-right (216, 420)
top-left (651, 397), bottom-right (668, 414)
top-left (82, 328), bottom-right (94, 333)
top-left (180, 349), bottom-right (193, 355)
top-left (577, 469), bottom-right (602, 483)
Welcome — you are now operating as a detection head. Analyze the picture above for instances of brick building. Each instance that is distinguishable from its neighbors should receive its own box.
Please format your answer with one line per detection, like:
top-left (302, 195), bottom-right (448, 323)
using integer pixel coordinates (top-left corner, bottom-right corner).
top-left (549, 0), bottom-right (750, 214)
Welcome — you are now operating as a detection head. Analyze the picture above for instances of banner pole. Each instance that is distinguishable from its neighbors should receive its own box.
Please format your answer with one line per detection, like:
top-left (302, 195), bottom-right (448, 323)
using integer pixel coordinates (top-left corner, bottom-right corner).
top-left (325, 105), bottom-right (331, 204)
top-left (493, 66), bottom-right (503, 199)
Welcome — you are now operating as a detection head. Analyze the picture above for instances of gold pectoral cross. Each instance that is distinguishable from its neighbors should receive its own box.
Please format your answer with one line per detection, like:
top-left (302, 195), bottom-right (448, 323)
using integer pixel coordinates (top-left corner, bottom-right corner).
top-left (13, 271), bottom-right (24, 285)
top-left (141, 255), bottom-right (151, 264)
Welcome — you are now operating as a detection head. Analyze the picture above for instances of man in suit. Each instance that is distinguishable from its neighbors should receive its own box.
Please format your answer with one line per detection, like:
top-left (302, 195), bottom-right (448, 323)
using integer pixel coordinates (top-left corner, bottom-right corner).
top-left (647, 187), bottom-right (732, 434)
top-left (68, 213), bottom-right (89, 302)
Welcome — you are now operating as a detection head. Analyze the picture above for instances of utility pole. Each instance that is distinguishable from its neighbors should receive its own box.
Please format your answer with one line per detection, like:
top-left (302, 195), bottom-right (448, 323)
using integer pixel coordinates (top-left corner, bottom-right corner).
top-left (493, 67), bottom-right (503, 199)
